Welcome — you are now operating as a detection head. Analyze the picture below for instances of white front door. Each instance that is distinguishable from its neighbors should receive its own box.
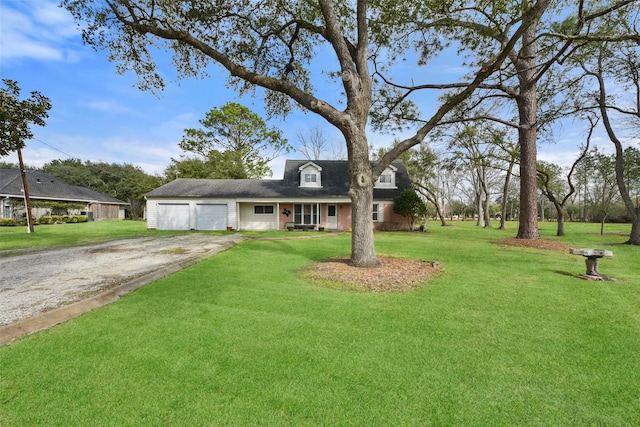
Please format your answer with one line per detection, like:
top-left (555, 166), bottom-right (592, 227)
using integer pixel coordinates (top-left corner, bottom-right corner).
top-left (326, 205), bottom-right (338, 229)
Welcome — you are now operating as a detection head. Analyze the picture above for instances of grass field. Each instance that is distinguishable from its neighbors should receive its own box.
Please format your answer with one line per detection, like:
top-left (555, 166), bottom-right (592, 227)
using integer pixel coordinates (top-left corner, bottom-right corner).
top-left (1, 221), bottom-right (638, 425)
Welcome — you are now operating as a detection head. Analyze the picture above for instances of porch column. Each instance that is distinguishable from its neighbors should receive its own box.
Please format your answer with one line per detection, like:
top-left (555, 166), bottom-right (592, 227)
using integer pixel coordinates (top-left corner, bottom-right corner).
top-left (236, 202), bottom-right (240, 230)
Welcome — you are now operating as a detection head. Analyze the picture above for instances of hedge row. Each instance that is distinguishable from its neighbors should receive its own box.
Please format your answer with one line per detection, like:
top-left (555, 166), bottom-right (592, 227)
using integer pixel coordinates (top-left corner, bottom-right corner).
top-left (0, 216), bottom-right (89, 226)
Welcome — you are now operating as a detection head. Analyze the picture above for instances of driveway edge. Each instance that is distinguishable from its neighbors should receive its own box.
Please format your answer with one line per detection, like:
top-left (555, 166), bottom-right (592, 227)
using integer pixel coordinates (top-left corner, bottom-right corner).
top-left (0, 237), bottom-right (240, 346)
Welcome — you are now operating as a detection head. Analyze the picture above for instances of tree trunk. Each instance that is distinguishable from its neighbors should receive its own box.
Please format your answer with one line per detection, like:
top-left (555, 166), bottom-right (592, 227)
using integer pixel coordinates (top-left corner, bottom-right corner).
top-left (516, 113), bottom-right (540, 239)
top-left (515, 17), bottom-right (541, 240)
top-left (600, 212), bottom-right (607, 236)
top-left (438, 207), bottom-right (447, 226)
top-left (434, 201), bottom-right (447, 226)
top-left (349, 177), bottom-right (379, 267)
top-left (347, 130), bottom-right (380, 267)
top-left (596, 73), bottom-right (640, 245)
top-left (500, 153), bottom-right (515, 230)
top-left (555, 202), bottom-right (565, 237)
top-left (483, 194), bottom-right (492, 227)
top-left (480, 167), bottom-right (491, 228)
top-left (628, 217), bottom-right (640, 245)
top-left (476, 192), bottom-right (484, 227)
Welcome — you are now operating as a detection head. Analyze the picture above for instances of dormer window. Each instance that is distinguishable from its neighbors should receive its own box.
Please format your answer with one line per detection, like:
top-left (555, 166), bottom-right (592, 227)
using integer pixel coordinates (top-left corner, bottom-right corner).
top-left (299, 161), bottom-right (322, 188)
top-left (374, 165), bottom-right (397, 188)
top-left (379, 174), bottom-right (392, 183)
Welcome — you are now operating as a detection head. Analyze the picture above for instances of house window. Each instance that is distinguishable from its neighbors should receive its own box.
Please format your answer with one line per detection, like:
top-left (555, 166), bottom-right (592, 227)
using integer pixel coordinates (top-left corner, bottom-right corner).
top-left (299, 162), bottom-right (322, 187)
top-left (254, 205), bottom-right (275, 215)
top-left (372, 203), bottom-right (381, 222)
top-left (294, 204), bottom-right (318, 224)
top-left (374, 166), bottom-right (397, 188)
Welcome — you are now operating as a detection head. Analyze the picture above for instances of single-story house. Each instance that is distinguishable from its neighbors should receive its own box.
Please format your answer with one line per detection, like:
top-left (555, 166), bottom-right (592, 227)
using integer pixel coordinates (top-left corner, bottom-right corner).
top-left (145, 159), bottom-right (413, 231)
top-left (0, 169), bottom-right (129, 221)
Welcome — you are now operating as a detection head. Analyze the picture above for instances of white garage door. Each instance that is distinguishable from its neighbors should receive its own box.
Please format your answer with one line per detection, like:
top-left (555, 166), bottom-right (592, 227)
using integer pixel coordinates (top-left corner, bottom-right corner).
top-left (196, 204), bottom-right (227, 230)
top-left (158, 204), bottom-right (190, 230)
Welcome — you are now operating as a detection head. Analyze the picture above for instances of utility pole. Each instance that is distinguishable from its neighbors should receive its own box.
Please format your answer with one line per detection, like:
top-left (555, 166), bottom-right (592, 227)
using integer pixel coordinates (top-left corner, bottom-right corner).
top-left (17, 148), bottom-right (34, 233)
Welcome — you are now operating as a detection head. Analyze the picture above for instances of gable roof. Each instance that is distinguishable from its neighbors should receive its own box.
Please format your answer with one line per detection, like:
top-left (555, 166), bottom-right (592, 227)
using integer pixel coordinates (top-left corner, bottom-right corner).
top-left (0, 169), bottom-right (128, 205)
top-left (145, 160), bottom-right (412, 199)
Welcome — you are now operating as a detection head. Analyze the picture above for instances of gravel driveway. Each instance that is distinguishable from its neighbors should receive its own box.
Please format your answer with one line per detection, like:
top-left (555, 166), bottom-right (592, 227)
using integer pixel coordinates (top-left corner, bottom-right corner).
top-left (0, 234), bottom-right (243, 337)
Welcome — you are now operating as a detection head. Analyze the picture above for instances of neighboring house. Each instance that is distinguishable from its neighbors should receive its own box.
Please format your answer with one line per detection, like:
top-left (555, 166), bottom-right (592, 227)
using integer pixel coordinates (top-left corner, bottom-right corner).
top-left (0, 169), bottom-right (129, 221)
top-left (145, 159), bottom-right (412, 231)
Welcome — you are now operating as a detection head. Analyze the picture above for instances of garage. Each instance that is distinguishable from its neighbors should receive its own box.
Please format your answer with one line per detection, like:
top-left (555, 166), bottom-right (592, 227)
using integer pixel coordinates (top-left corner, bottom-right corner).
top-left (157, 203), bottom-right (190, 230)
top-left (195, 203), bottom-right (228, 230)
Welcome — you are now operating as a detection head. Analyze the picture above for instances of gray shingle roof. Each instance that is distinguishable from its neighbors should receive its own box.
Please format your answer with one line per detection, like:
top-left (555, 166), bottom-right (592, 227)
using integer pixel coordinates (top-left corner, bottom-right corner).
top-left (145, 160), bottom-right (412, 200)
top-left (0, 169), bottom-right (128, 205)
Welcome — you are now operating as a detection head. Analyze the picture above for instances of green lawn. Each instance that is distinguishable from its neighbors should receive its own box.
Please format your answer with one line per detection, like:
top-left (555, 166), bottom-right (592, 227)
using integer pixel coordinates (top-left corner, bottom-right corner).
top-left (1, 221), bottom-right (638, 426)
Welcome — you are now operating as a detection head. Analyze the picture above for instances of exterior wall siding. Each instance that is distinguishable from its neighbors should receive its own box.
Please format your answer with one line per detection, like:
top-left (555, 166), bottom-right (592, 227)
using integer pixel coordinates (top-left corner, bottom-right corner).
top-left (147, 198), bottom-right (404, 231)
top-left (146, 200), bottom-right (158, 228)
top-left (374, 203), bottom-right (409, 230)
top-left (239, 203), bottom-right (278, 230)
top-left (87, 203), bottom-right (123, 221)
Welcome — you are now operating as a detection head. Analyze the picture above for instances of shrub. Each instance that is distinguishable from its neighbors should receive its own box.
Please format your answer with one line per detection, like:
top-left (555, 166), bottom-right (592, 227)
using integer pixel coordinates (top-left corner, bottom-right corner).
top-left (38, 216), bottom-right (53, 224)
top-left (0, 218), bottom-right (17, 226)
top-left (77, 215), bottom-right (89, 223)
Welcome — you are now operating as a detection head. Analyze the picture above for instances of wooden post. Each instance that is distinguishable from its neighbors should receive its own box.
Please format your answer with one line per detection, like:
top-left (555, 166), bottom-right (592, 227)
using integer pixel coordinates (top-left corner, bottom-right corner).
top-left (17, 148), bottom-right (34, 233)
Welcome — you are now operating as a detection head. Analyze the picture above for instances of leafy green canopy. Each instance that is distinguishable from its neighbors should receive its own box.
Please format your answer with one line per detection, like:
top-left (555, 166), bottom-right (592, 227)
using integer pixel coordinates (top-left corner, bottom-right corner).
top-left (393, 189), bottom-right (427, 228)
top-left (42, 159), bottom-right (163, 219)
top-left (0, 79), bottom-right (51, 156)
top-left (63, 0), bottom-right (326, 117)
top-left (177, 102), bottom-right (291, 178)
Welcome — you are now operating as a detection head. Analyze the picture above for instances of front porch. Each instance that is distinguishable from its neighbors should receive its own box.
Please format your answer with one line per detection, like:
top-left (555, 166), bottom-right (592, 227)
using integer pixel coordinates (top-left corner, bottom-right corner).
top-left (237, 202), bottom-right (351, 231)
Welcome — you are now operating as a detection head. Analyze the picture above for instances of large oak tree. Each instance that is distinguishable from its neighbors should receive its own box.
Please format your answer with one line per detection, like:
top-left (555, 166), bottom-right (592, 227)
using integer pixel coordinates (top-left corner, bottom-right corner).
top-left (64, 0), bottom-right (551, 266)
top-left (376, 0), bottom-right (639, 241)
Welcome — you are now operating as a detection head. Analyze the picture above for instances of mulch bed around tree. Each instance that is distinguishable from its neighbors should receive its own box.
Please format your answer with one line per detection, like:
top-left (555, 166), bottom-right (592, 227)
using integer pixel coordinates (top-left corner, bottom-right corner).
top-left (304, 257), bottom-right (441, 292)
top-left (304, 238), bottom-right (571, 293)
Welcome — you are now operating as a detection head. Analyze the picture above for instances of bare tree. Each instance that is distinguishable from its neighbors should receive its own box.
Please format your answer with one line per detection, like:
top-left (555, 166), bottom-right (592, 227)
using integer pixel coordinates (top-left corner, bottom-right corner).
top-left (295, 127), bottom-right (346, 160)
top-left (537, 132), bottom-right (591, 236)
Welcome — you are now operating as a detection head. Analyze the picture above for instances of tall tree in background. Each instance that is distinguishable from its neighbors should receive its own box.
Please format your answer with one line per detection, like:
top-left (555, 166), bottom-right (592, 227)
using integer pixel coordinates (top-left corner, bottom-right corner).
top-left (406, 145), bottom-right (448, 226)
top-left (0, 79), bottom-right (52, 233)
top-left (42, 159), bottom-right (162, 219)
top-left (585, 148), bottom-right (620, 235)
top-left (63, 0), bottom-right (552, 267)
top-left (179, 102), bottom-right (290, 179)
top-left (536, 118), bottom-right (594, 236)
top-left (377, 1), bottom-right (639, 240)
top-left (164, 150), bottom-right (248, 180)
top-left (580, 41), bottom-right (640, 244)
top-left (442, 123), bottom-right (500, 228)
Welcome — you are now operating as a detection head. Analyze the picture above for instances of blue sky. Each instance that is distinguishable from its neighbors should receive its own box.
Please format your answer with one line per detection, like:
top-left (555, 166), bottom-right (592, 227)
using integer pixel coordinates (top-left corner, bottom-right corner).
top-left (0, 0), bottom-right (625, 178)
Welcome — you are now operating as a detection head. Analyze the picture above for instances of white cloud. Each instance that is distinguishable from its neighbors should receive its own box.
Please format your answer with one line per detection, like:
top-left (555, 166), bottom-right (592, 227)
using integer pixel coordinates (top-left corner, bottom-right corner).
top-left (0, 1), bottom-right (80, 63)
top-left (33, 2), bottom-right (77, 33)
top-left (84, 99), bottom-right (136, 114)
